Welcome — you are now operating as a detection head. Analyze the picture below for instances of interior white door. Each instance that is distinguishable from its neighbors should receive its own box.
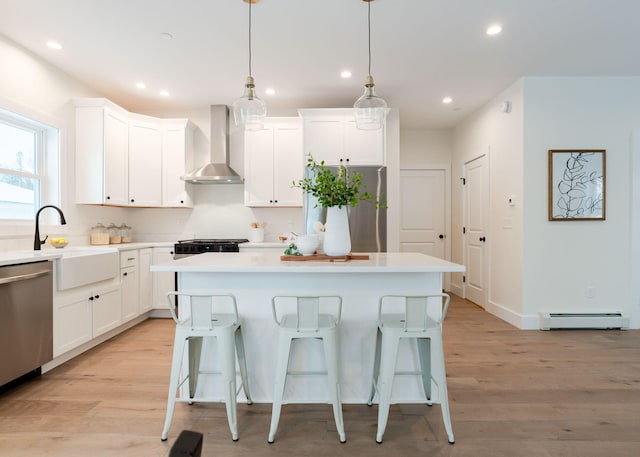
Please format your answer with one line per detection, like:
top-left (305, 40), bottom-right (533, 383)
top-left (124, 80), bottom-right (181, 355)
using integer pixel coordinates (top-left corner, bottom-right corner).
top-left (399, 169), bottom-right (446, 259)
top-left (463, 154), bottom-right (488, 307)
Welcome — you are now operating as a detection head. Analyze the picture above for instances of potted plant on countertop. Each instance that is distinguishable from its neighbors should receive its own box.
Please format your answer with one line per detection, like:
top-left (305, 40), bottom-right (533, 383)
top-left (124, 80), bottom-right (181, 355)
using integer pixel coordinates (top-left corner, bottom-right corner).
top-left (293, 155), bottom-right (386, 256)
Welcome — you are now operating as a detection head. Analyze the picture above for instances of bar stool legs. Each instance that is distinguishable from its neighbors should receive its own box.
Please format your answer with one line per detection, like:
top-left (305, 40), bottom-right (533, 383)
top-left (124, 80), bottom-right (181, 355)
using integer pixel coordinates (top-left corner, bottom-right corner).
top-left (268, 295), bottom-right (346, 444)
top-left (368, 294), bottom-right (454, 444)
top-left (161, 292), bottom-right (251, 443)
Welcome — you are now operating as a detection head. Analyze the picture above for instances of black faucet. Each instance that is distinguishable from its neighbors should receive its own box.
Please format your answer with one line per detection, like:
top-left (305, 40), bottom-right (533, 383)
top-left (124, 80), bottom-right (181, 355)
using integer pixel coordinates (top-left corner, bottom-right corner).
top-left (34, 205), bottom-right (67, 250)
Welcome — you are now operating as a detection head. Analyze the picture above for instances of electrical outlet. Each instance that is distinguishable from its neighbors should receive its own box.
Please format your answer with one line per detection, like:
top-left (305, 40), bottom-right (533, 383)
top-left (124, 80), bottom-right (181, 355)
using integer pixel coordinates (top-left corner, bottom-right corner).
top-left (586, 286), bottom-right (595, 299)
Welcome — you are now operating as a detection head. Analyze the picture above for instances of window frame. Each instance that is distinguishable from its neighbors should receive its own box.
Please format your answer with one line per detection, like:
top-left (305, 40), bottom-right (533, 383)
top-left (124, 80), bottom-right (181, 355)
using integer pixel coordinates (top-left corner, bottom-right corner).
top-left (0, 96), bottom-right (63, 234)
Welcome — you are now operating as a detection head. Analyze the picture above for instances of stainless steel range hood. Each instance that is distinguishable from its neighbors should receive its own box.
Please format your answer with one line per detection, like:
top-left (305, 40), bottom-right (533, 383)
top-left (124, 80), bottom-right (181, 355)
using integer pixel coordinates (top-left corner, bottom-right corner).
top-left (181, 105), bottom-right (243, 184)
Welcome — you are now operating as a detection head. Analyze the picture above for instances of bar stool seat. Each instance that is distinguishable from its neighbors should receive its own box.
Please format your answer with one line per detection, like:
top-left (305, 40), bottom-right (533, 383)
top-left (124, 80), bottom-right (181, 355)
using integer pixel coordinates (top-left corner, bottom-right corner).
top-left (268, 295), bottom-right (346, 443)
top-left (161, 291), bottom-right (252, 442)
top-left (368, 293), bottom-right (454, 444)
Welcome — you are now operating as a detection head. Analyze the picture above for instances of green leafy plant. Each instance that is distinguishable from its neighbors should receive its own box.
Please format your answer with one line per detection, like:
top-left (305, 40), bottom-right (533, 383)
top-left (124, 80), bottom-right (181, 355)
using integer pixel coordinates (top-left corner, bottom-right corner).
top-left (293, 155), bottom-right (386, 209)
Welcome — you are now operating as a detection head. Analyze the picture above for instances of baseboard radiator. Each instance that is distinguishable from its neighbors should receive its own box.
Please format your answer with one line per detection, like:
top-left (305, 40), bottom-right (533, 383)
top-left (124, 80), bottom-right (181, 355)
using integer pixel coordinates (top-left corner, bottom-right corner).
top-left (539, 312), bottom-right (629, 330)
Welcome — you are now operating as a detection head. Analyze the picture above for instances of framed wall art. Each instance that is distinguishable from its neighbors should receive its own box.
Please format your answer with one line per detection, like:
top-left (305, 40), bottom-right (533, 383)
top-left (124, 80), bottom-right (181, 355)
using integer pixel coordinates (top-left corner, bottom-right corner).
top-left (548, 149), bottom-right (606, 221)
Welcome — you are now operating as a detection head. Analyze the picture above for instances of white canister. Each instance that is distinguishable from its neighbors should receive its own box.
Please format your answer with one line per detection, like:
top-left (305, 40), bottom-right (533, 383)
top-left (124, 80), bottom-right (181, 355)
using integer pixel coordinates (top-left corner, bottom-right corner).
top-left (249, 227), bottom-right (265, 243)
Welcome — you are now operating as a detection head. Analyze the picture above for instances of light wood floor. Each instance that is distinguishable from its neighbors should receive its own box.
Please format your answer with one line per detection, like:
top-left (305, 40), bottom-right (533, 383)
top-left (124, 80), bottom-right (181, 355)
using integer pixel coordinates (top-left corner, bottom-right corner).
top-left (1, 295), bottom-right (639, 457)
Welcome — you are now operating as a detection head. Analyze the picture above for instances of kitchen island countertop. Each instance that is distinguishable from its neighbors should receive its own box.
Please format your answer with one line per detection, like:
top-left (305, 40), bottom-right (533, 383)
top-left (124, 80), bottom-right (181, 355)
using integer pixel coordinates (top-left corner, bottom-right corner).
top-left (151, 251), bottom-right (465, 274)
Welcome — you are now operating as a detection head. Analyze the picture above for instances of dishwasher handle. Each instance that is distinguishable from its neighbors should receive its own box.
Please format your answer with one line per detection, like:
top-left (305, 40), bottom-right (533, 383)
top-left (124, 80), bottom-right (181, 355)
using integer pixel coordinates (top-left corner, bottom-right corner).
top-left (0, 269), bottom-right (51, 285)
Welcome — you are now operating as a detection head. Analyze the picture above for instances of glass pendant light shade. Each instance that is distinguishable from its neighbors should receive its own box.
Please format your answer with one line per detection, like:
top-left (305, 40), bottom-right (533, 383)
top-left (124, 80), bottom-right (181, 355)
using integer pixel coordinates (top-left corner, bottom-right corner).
top-left (354, 74), bottom-right (388, 130)
top-left (233, 75), bottom-right (266, 130)
top-left (233, 0), bottom-right (266, 130)
top-left (354, 0), bottom-right (387, 130)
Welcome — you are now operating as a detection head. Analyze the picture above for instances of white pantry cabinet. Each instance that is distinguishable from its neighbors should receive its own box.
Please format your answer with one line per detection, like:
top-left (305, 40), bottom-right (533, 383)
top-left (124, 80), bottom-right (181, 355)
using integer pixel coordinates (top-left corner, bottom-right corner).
top-left (75, 99), bottom-right (129, 205)
top-left (298, 108), bottom-right (385, 166)
top-left (128, 115), bottom-right (162, 207)
top-left (244, 118), bottom-right (303, 207)
top-left (162, 119), bottom-right (195, 208)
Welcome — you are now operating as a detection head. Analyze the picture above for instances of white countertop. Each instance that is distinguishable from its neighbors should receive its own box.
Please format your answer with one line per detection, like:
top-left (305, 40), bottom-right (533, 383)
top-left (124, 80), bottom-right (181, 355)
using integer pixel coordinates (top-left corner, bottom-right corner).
top-left (0, 241), bottom-right (175, 267)
top-left (151, 251), bottom-right (465, 274)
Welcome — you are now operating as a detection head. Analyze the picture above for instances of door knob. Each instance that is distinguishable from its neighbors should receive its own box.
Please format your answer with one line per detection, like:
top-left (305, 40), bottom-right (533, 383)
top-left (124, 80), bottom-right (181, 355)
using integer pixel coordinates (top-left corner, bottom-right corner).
top-left (439, 234), bottom-right (445, 239)
top-left (479, 236), bottom-right (486, 242)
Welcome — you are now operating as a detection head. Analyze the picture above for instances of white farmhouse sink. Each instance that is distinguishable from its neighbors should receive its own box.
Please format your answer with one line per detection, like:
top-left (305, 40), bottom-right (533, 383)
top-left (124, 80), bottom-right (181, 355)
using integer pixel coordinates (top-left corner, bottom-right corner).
top-left (56, 247), bottom-right (119, 290)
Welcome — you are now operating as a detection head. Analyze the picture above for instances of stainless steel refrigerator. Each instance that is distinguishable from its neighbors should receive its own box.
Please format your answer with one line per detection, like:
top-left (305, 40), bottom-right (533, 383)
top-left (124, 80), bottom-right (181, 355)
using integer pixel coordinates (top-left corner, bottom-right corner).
top-left (304, 166), bottom-right (387, 252)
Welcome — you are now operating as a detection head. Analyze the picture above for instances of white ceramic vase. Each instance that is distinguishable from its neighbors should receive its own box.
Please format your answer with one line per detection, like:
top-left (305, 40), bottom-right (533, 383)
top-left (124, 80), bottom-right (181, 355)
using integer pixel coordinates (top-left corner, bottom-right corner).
top-left (323, 206), bottom-right (351, 256)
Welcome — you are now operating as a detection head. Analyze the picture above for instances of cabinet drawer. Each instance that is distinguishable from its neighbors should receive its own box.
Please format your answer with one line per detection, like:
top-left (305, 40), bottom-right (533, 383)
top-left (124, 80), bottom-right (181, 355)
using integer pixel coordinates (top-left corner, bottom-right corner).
top-left (120, 250), bottom-right (139, 268)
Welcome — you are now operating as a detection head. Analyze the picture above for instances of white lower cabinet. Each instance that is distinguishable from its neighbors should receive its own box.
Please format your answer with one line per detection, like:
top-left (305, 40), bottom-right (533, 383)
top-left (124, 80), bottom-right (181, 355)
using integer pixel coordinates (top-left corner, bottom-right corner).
top-left (139, 248), bottom-right (153, 313)
top-left (91, 286), bottom-right (122, 337)
top-left (53, 290), bottom-right (93, 357)
top-left (53, 278), bottom-right (121, 357)
top-left (53, 247), bottom-right (160, 358)
top-left (121, 266), bottom-right (138, 322)
top-left (152, 246), bottom-right (175, 310)
top-left (120, 249), bottom-right (139, 322)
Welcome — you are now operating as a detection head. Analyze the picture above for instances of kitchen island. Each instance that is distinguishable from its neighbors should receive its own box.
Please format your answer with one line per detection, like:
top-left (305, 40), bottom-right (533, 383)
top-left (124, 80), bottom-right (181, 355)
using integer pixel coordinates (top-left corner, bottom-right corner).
top-left (151, 251), bottom-right (465, 403)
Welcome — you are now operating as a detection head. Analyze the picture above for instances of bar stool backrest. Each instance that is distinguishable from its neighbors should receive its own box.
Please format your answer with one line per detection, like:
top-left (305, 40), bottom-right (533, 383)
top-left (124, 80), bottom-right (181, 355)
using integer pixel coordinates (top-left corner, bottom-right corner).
top-left (379, 293), bottom-right (451, 332)
top-left (272, 295), bottom-right (342, 332)
top-left (166, 292), bottom-right (239, 330)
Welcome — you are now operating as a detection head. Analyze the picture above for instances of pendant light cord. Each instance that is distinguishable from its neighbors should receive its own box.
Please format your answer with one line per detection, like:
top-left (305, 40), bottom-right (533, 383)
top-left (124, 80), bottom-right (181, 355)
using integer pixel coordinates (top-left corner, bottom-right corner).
top-left (367, 0), bottom-right (372, 76)
top-left (248, 0), bottom-right (253, 77)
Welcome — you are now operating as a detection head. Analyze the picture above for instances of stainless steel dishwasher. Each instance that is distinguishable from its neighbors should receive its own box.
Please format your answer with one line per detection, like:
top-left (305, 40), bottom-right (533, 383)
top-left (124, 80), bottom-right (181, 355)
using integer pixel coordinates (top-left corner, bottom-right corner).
top-left (0, 261), bottom-right (53, 387)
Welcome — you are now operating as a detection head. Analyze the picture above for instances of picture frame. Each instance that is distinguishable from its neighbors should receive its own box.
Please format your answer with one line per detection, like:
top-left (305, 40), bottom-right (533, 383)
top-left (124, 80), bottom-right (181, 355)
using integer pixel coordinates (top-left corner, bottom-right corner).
top-left (548, 149), bottom-right (606, 221)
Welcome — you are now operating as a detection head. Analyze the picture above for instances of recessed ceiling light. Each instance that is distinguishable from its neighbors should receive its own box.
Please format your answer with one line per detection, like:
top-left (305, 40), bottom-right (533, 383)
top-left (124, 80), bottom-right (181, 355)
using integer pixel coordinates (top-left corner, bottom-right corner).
top-left (160, 90), bottom-right (170, 97)
top-left (265, 88), bottom-right (275, 95)
top-left (442, 97), bottom-right (453, 104)
top-left (486, 24), bottom-right (503, 35)
top-left (135, 82), bottom-right (146, 89)
top-left (160, 32), bottom-right (173, 40)
top-left (46, 41), bottom-right (62, 50)
top-left (341, 70), bottom-right (352, 79)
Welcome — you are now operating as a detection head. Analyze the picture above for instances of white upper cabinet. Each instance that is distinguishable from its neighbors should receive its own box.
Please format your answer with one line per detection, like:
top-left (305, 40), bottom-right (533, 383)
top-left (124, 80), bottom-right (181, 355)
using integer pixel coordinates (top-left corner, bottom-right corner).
top-left (76, 100), bottom-right (129, 205)
top-left (74, 98), bottom-right (193, 208)
top-left (244, 118), bottom-right (303, 207)
top-left (299, 108), bottom-right (385, 166)
top-left (162, 119), bottom-right (195, 208)
top-left (128, 115), bottom-right (162, 207)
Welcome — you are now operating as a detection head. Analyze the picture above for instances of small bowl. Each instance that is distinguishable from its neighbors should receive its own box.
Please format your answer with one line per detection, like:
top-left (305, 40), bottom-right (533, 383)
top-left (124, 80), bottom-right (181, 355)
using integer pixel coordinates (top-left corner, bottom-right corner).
top-left (296, 234), bottom-right (319, 256)
top-left (50, 239), bottom-right (68, 249)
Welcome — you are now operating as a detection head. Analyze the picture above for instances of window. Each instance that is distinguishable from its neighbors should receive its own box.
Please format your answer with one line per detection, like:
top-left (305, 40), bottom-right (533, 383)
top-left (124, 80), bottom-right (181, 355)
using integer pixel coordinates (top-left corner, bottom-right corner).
top-left (0, 105), bottom-right (59, 221)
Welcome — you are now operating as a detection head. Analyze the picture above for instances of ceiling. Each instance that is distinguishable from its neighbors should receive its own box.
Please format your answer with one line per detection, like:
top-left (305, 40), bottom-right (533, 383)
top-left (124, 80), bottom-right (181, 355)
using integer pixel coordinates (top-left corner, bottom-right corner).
top-left (2, 0), bottom-right (640, 129)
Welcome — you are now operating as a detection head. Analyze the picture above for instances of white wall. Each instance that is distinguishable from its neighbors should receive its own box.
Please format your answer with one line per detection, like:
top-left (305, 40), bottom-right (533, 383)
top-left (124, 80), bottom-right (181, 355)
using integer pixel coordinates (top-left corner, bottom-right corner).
top-left (523, 77), bottom-right (640, 328)
top-left (452, 76), bottom-right (640, 329)
top-left (0, 35), bottom-right (130, 251)
top-left (452, 79), bottom-right (525, 325)
top-left (400, 129), bottom-right (452, 165)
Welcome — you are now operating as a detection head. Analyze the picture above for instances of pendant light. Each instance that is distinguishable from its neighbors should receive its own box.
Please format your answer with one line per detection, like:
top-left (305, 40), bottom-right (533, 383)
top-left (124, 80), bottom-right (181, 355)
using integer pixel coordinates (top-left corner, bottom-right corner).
top-left (354, 0), bottom-right (388, 130)
top-left (233, 0), bottom-right (266, 130)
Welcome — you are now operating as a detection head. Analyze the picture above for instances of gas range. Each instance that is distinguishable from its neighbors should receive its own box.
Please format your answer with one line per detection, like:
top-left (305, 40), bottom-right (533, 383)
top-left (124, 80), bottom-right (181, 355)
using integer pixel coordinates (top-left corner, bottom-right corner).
top-left (174, 239), bottom-right (249, 257)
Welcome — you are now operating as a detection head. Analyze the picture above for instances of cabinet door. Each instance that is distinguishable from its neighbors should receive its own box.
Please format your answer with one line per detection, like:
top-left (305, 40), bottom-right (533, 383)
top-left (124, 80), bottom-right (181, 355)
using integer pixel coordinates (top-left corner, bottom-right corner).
top-left (345, 118), bottom-right (385, 166)
top-left (121, 267), bottom-right (138, 322)
top-left (139, 248), bottom-right (153, 313)
top-left (244, 128), bottom-right (275, 206)
top-left (273, 124), bottom-right (303, 206)
top-left (129, 120), bottom-right (162, 206)
top-left (103, 108), bottom-right (129, 205)
top-left (53, 293), bottom-right (92, 357)
top-left (153, 247), bottom-right (175, 310)
top-left (162, 122), bottom-right (194, 207)
top-left (92, 286), bottom-right (122, 337)
top-left (302, 117), bottom-right (344, 165)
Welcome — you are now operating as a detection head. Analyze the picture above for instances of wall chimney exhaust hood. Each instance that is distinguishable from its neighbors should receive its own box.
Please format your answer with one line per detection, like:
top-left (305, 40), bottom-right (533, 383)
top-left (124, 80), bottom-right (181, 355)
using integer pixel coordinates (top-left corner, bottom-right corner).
top-left (181, 105), bottom-right (243, 184)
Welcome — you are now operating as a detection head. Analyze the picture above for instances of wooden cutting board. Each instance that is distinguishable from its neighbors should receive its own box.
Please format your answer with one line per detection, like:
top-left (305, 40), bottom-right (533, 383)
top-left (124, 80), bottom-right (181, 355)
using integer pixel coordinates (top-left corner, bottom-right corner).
top-left (280, 253), bottom-right (370, 262)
